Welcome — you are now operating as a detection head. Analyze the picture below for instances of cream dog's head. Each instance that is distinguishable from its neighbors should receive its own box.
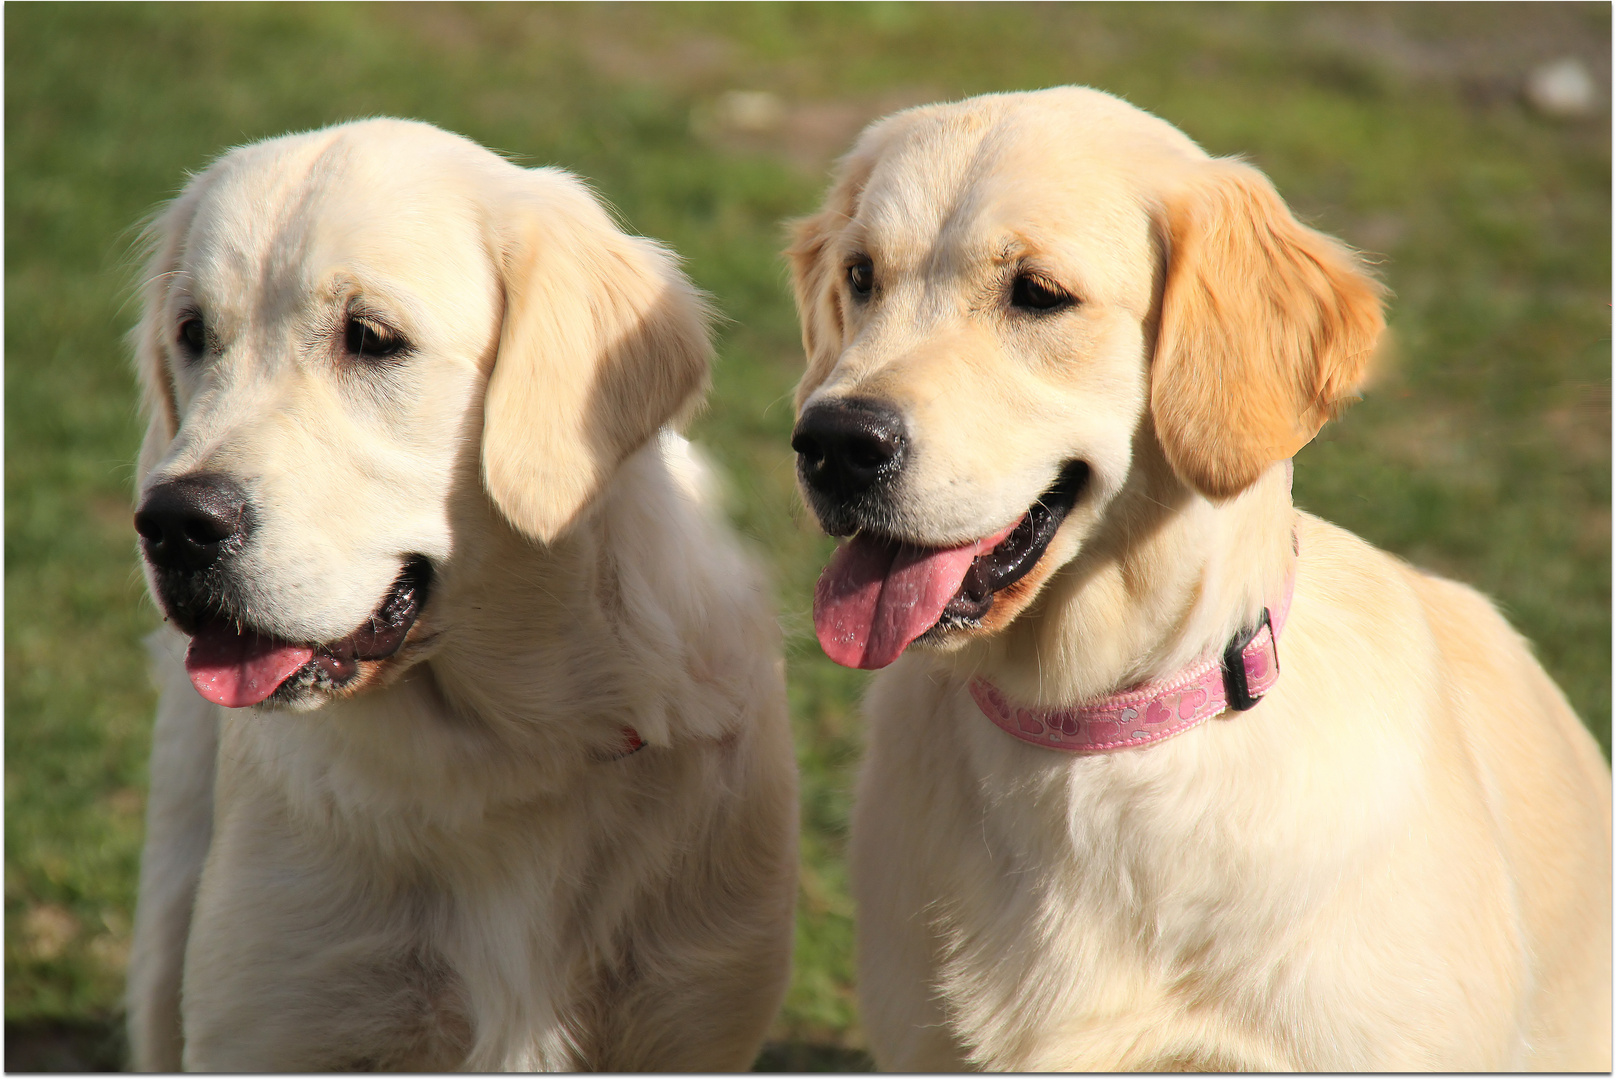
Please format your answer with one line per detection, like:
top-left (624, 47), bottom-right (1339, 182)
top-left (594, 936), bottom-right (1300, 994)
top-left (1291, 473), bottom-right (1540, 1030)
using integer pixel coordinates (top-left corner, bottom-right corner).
top-left (787, 87), bottom-right (1384, 670)
top-left (133, 118), bottom-right (708, 710)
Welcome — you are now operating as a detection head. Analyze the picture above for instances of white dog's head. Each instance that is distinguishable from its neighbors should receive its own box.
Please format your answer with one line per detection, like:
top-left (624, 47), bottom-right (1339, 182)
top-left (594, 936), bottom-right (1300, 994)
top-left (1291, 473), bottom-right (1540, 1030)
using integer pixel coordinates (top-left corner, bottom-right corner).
top-left (787, 88), bottom-right (1384, 670)
top-left (133, 119), bottom-right (709, 710)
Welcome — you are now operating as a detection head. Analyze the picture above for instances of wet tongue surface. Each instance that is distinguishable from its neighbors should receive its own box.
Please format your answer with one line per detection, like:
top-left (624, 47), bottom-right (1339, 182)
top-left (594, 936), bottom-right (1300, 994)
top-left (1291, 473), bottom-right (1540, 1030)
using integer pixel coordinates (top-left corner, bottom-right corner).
top-left (185, 620), bottom-right (314, 708)
top-left (813, 519), bottom-right (1020, 670)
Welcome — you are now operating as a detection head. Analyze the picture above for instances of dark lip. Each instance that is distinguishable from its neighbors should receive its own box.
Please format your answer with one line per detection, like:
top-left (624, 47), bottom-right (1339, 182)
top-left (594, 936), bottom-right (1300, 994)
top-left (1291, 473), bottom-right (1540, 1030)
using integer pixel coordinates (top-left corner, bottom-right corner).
top-left (287, 555), bottom-right (434, 690)
top-left (932, 460), bottom-right (1089, 629)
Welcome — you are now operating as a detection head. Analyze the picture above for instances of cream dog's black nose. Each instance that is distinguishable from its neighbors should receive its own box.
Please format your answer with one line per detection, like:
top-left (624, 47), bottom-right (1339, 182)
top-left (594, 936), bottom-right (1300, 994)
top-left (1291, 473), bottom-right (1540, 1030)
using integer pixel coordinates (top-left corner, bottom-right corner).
top-left (135, 475), bottom-right (251, 572)
top-left (792, 398), bottom-right (907, 502)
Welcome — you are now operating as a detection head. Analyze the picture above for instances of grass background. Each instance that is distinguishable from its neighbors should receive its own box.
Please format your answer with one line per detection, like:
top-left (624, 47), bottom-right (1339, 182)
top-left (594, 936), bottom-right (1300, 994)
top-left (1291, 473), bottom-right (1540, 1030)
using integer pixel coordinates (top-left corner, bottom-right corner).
top-left (5, 2), bottom-right (1609, 1070)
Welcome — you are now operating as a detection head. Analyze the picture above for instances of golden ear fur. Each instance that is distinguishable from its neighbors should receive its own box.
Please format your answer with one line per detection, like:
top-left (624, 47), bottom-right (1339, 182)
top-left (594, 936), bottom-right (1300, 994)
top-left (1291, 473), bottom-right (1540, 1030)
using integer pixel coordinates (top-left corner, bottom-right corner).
top-left (1152, 157), bottom-right (1387, 498)
top-left (785, 149), bottom-right (879, 410)
top-left (483, 176), bottom-right (712, 544)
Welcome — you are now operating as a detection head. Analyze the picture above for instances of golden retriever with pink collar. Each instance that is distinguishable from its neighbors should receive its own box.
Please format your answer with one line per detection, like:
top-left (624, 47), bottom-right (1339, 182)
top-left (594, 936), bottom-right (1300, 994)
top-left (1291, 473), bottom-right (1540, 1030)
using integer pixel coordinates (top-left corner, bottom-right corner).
top-left (788, 87), bottom-right (1610, 1071)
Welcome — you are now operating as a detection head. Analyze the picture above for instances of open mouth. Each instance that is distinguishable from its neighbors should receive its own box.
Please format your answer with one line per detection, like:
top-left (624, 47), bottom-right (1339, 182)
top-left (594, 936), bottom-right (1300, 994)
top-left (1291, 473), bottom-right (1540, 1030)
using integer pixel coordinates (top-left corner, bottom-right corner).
top-left (182, 557), bottom-right (433, 708)
top-left (812, 463), bottom-right (1088, 669)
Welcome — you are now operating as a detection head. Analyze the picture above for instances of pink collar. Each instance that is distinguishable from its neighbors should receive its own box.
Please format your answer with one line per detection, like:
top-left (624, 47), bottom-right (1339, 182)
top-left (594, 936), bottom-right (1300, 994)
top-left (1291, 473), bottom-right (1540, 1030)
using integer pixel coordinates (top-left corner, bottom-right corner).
top-left (971, 552), bottom-right (1296, 755)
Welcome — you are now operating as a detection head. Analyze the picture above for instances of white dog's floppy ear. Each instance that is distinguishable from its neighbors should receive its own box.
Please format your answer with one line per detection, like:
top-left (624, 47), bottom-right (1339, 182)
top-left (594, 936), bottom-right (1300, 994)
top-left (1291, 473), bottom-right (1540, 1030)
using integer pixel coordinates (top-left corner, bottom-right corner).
top-left (1152, 158), bottom-right (1386, 498)
top-left (483, 174), bottom-right (711, 544)
top-left (130, 187), bottom-right (203, 488)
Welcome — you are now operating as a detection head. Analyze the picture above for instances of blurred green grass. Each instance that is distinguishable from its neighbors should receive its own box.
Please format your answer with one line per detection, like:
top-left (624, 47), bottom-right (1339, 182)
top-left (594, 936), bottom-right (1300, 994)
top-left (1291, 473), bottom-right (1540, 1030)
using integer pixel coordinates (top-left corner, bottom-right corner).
top-left (5, 2), bottom-right (1608, 1068)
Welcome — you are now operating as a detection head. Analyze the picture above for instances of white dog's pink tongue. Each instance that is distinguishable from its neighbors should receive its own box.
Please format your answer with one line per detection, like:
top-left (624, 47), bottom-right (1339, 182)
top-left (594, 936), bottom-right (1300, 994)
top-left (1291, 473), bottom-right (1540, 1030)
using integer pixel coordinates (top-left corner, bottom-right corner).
top-left (185, 621), bottom-right (313, 708)
top-left (812, 522), bottom-right (1018, 670)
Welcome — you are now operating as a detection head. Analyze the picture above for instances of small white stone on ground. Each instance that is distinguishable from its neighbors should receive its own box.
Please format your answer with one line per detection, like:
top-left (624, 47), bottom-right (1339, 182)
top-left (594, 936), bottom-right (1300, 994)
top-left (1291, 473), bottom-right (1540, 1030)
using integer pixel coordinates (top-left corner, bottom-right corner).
top-left (1524, 58), bottom-right (1599, 118)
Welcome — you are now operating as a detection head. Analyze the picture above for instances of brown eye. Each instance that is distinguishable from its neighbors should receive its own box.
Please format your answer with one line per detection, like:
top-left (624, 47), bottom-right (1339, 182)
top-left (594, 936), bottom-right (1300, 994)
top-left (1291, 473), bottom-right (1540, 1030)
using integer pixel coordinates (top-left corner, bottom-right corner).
top-left (1010, 273), bottom-right (1072, 312)
top-left (178, 316), bottom-right (207, 356)
top-left (344, 315), bottom-right (408, 360)
top-left (847, 259), bottom-right (875, 297)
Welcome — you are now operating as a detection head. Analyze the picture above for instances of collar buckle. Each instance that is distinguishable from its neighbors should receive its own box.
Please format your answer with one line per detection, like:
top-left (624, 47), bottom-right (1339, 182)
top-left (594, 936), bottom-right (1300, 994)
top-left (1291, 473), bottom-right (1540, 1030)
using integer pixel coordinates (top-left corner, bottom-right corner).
top-left (1221, 606), bottom-right (1275, 712)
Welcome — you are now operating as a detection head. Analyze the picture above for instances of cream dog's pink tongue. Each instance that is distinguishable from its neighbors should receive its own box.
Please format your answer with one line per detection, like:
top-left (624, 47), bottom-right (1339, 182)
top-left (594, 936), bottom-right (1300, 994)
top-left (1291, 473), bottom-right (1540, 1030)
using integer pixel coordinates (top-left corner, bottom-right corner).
top-left (185, 620), bottom-right (313, 708)
top-left (812, 521), bottom-right (1018, 670)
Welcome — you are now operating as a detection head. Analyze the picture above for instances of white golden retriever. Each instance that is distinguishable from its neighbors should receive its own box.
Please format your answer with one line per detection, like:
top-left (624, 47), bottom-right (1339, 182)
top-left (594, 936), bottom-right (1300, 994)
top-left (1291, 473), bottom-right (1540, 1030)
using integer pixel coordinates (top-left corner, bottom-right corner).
top-left (124, 118), bottom-right (797, 1071)
top-left (787, 87), bottom-right (1611, 1071)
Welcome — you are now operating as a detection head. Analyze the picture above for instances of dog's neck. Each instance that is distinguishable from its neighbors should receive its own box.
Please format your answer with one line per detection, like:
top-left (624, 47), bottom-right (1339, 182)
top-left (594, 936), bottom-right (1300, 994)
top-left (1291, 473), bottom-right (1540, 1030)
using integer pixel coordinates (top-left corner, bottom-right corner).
top-left (419, 441), bottom-right (764, 766)
top-left (950, 453), bottom-right (1297, 711)
top-left (429, 516), bottom-right (631, 739)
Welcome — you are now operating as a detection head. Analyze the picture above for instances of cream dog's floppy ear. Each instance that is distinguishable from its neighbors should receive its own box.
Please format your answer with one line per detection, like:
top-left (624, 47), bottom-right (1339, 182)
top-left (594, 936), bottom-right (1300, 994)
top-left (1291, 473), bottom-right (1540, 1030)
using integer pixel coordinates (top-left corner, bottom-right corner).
top-left (483, 174), bottom-right (711, 544)
top-left (1152, 157), bottom-right (1386, 498)
top-left (130, 186), bottom-right (205, 488)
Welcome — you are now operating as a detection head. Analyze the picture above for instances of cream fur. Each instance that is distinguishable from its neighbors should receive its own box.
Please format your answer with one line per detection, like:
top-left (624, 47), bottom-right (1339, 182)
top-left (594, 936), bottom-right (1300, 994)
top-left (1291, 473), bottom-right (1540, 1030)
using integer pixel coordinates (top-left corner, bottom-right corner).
top-left (125, 119), bottom-right (796, 1070)
top-left (788, 87), bottom-right (1611, 1071)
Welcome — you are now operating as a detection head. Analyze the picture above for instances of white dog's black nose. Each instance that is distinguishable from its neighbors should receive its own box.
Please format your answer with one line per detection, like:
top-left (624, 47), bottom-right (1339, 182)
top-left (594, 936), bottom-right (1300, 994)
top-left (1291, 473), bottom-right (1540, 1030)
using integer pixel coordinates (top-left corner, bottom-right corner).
top-left (135, 475), bottom-right (251, 572)
top-left (792, 399), bottom-right (907, 502)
